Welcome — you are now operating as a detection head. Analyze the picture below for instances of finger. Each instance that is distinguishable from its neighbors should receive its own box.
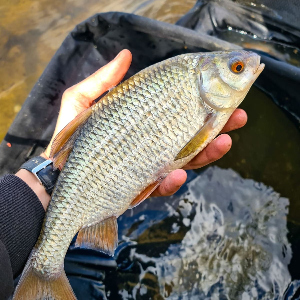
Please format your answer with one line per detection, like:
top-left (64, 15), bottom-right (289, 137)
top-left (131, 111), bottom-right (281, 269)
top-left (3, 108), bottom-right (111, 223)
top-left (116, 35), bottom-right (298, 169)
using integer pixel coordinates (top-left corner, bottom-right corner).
top-left (221, 108), bottom-right (247, 133)
top-left (44, 50), bottom-right (132, 158)
top-left (151, 169), bottom-right (187, 197)
top-left (63, 49), bottom-right (132, 108)
top-left (184, 134), bottom-right (232, 170)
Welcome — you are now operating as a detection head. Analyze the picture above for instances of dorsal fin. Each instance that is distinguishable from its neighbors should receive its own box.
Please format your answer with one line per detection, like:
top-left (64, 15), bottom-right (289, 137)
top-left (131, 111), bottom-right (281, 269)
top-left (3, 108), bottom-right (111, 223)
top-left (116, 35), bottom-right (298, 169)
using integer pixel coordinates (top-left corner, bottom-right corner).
top-left (75, 216), bottom-right (118, 256)
top-left (50, 106), bottom-right (93, 169)
top-left (129, 179), bottom-right (163, 209)
top-left (175, 113), bottom-right (218, 161)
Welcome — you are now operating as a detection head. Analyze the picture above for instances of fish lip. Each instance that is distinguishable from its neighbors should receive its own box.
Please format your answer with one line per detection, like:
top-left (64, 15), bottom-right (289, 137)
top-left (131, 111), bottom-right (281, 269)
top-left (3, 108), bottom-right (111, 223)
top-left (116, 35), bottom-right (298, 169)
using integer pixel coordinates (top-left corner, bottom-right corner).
top-left (254, 63), bottom-right (265, 76)
top-left (250, 63), bottom-right (264, 85)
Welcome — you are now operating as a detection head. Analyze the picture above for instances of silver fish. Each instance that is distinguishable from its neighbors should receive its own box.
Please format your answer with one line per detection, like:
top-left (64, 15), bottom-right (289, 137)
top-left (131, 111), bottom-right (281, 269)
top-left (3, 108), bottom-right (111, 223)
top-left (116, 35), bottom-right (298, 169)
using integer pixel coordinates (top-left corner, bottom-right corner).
top-left (13, 50), bottom-right (264, 300)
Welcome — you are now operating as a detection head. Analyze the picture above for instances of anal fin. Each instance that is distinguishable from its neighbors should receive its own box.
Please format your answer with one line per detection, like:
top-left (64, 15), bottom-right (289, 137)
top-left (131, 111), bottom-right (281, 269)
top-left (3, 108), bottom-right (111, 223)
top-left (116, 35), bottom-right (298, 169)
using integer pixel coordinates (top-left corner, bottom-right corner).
top-left (175, 113), bottom-right (218, 161)
top-left (129, 179), bottom-right (163, 209)
top-left (75, 216), bottom-right (118, 256)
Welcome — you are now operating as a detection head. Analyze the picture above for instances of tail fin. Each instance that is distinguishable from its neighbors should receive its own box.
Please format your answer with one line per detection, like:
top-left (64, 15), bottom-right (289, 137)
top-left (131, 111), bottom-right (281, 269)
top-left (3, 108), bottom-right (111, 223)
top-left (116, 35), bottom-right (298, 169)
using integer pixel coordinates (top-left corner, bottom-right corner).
top-left (13, 262), bottom-right (76, 300)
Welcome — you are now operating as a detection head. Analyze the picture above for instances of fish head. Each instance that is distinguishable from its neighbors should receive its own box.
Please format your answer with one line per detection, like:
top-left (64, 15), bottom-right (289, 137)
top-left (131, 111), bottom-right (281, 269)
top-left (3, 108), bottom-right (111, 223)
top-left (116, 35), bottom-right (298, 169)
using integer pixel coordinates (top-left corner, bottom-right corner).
top-left (199, 50), bottom-right (264, 110)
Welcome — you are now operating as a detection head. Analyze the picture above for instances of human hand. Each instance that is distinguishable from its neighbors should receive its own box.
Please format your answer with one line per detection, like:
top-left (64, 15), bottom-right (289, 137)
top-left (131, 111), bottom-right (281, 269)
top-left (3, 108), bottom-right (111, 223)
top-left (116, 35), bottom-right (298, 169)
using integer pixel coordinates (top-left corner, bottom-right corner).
top-left (42, 49), bottom-right (247, 198)
top-left (22, 50), bottom-right (132, 210)
top-left (42, 50), bottom-right (133, 159)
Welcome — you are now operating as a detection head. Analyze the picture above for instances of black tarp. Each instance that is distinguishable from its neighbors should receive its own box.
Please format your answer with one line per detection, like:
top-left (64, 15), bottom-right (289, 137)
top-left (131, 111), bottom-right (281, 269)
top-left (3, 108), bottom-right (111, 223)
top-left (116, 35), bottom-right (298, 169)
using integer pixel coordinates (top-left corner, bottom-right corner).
top-left (177, 0), bottom-right (300, 125)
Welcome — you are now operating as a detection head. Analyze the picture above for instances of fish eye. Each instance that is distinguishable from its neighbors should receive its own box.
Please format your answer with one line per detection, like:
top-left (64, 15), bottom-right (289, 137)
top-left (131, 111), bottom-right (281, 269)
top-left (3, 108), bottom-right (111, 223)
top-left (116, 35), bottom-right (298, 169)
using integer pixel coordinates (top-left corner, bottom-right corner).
top-left (229, 58), bottom-right (244, 74)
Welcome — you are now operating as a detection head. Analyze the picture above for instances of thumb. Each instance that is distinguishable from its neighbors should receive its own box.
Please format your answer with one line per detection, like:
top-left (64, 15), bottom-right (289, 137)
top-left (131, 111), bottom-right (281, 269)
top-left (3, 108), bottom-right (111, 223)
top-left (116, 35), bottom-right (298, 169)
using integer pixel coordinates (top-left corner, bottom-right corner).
top-left (62, 49), bottom-right (133, 110)
top-left (44, 50), bottom-right (132, 158)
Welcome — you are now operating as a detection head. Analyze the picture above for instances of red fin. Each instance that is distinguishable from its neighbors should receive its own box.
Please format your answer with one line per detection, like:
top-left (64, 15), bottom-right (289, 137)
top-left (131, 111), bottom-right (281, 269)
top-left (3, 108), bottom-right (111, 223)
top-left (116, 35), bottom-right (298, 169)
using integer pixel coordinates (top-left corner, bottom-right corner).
top-left (13, 259), bottom-right (76, 300)
top-left (175, 113), bottom-right (218, 161)
top-left (75, 216), bottom-right (118, 256)
top-left (129, 180), bottom-right (162, 209)
top-left (50, 106), bottom-right (93, 166)
top-left (52, 143), bottom-right (73, 170)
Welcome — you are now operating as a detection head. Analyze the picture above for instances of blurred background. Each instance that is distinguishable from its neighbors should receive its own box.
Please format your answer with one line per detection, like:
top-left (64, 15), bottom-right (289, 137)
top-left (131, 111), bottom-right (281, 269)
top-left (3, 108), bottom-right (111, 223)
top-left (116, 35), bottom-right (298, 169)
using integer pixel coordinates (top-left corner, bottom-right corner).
top-left (0, 0), bottom-right (195, 141)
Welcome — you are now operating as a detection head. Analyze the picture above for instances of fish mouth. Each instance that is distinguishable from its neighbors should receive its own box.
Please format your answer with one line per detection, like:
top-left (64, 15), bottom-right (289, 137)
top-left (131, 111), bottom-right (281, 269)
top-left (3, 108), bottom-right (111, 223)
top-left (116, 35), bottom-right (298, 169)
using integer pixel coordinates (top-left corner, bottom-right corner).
top-left (248, 62), bottom-right (264, 86)
top-left (254, 63), bottom-right (265, 77)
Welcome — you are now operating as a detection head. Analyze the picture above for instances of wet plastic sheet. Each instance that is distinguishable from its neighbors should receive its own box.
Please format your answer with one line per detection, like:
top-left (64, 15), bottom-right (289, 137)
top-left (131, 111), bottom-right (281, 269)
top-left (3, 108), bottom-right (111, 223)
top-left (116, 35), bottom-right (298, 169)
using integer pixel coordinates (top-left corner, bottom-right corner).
top-left (2, 2), bottom-right (300, 299)
top-left (65, 166), bottom-right (297, 299)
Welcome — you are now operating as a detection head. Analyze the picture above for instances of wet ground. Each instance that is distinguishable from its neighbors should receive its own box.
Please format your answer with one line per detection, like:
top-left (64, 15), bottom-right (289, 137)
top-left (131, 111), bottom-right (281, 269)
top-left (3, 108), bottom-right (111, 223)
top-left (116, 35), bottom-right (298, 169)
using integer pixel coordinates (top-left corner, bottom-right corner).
top-left (0, 0), bottom-right (195, 141)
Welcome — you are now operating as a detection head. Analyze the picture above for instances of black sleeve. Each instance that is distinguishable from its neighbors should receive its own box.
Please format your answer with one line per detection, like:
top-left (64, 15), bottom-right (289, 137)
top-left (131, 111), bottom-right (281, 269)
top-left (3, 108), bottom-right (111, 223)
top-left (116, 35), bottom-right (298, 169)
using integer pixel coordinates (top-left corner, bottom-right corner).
top-left (0, 174), bottom-right (45, 299)
top-left (0, 240), bottom-right (13, 300)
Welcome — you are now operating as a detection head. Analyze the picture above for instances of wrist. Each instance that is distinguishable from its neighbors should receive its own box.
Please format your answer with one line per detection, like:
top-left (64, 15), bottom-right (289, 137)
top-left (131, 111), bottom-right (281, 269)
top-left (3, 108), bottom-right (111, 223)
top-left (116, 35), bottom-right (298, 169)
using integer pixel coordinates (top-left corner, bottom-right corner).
top-left (16, 154), bottom-right (60, 211)
top-left (15, 167), bottom-right (51, 211)
top-left (40, 152), bottom-right (50, 160)
top-left (41, 141), bottom-right (53, 159)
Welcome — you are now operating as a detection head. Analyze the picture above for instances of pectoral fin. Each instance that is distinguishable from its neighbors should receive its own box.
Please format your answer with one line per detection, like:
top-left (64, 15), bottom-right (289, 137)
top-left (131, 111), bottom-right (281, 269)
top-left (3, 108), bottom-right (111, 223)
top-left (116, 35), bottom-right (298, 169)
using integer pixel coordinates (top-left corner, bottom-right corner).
top-left (129, 179), bottom-right (163, 209)
top-left (52, 142), bottom-right (74, 170)
top-left (175, 113), bottom-right (217, 161)
top-left (75, 216), bottom-right (118, 256)
top-left (50, 106), bottom-right (93, 169)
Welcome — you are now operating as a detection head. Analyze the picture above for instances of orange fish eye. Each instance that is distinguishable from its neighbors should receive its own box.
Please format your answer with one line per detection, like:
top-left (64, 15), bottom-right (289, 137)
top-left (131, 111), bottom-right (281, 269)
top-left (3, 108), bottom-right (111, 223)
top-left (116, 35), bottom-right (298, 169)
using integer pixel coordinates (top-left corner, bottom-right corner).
top-left (230, 59), bottom-right (244, 74)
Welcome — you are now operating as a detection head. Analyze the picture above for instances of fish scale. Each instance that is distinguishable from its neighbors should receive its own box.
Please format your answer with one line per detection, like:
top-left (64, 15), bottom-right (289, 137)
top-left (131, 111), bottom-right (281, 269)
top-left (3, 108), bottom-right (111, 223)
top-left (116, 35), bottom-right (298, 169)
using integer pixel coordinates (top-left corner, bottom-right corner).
top-left (13, 51), bottom-right (264, 300)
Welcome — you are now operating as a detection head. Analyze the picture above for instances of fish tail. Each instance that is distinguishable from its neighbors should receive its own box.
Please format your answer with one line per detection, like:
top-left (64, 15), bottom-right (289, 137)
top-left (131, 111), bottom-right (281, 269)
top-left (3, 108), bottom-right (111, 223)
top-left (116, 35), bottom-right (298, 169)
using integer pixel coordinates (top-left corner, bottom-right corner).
top-left (13, 259), bottom-right (76, 300)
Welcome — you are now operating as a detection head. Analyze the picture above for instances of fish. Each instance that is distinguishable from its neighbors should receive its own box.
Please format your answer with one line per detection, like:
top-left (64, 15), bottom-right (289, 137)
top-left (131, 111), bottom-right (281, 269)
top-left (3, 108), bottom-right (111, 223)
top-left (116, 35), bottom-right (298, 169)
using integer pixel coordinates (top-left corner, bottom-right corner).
top-left (13, 50), bottom-right (264, 300)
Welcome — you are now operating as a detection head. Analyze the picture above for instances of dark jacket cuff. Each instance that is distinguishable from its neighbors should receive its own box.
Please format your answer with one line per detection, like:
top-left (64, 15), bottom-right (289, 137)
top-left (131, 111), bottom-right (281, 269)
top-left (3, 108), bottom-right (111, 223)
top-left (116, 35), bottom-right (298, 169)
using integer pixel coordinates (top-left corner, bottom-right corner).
top-left (0, 174), bottom-right (45, 277)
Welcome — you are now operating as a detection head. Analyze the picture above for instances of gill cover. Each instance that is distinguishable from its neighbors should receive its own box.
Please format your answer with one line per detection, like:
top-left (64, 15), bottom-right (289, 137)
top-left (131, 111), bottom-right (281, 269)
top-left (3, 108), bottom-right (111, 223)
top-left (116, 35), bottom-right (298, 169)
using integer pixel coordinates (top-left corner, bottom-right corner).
top-left (199, 51), bottom-right (264, 110)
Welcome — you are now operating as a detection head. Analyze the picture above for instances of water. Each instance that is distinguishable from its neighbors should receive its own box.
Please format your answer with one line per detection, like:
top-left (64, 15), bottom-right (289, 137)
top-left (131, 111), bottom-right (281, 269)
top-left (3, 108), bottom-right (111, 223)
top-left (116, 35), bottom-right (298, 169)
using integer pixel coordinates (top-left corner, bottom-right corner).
top-left (216, 87), bottom-right (300, 226)
top-left (119, 168), bottom-right (291, 299)
top-left (3, 0), bottom-right (300, 298)
top-left (65, 166), bottom-right (300, 299)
